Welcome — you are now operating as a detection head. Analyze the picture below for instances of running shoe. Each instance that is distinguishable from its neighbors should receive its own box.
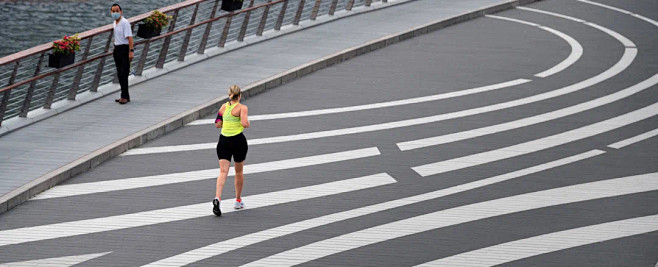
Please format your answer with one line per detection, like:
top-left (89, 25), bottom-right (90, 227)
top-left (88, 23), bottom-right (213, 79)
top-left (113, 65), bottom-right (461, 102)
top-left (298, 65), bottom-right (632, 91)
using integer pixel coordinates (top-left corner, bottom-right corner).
top-left (212, 199), bottom-right (222, 216)
top-left (234, 200), bottom-right (244, 210)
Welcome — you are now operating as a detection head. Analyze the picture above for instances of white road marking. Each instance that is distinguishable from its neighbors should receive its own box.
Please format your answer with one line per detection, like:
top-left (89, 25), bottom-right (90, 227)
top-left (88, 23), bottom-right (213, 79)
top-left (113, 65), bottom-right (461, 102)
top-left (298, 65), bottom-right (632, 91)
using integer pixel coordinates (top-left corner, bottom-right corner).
top-left (0, 252), bottom-right (112, 267)
top-left (486, 15), bottom-right (584, 78)
top-left (413, 102), bottom-right (658, 177)
top-left (609, 128), bottom-right (658, 149)
top-left (33, 147), bottom-right (381, 200)
top-left (517, 6), bottom-right (586, 23)
top-left (122, 13), bottom-right (634, 157)
top-left (142, 149), bottom-right (604, 266)
top-left (397, 73), bottom-right (657, 151)
top-left (188, 79), bottom-right (531, 125)
top-left (576, 0), bottom-right (658, 27)
top-left (418, 214), bottom-right (658, 267)
top-left (0, 173), bottom-right (396, 247)
top-left (242, 172), bottom-right (658, 266)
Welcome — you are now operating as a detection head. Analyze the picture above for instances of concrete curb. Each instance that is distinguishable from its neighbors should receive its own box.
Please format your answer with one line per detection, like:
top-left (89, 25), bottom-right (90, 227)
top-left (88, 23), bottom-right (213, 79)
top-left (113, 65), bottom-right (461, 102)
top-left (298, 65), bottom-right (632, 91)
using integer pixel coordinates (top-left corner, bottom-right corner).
top-left (0, 0), bottom-right (541, 215)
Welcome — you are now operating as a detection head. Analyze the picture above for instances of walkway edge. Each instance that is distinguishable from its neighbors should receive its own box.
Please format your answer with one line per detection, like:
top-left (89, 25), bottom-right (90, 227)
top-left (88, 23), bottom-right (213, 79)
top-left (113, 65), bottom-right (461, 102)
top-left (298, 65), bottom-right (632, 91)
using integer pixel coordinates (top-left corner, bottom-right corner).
top-left (0, 0), bottom-right (541, 215)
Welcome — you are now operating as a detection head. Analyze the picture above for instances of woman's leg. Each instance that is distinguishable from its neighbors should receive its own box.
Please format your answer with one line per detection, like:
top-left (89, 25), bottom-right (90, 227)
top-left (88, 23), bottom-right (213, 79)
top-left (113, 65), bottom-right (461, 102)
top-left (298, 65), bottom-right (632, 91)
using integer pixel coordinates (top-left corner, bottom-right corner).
top-left (216, 159), bottom-right (231, 199)
top-left (234, 161), bottom-right (244, 200)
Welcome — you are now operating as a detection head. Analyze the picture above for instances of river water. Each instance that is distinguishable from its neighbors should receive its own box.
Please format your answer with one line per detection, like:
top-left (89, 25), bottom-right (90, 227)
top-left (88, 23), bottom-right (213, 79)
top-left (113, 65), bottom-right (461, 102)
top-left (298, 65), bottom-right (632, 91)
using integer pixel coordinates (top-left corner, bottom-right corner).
top-left (0, 0), bottom-right (186, 58)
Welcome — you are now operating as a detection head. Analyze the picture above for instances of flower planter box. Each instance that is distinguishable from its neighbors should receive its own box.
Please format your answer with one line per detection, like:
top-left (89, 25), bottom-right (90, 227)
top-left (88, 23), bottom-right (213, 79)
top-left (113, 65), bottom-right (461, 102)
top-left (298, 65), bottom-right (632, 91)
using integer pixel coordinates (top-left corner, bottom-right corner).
top-left (221, 0), bottom-right (243, 12)
top-left (48, 52), bottom-right (75, 69)
top-left (137, 24), bottom-right (162, 39)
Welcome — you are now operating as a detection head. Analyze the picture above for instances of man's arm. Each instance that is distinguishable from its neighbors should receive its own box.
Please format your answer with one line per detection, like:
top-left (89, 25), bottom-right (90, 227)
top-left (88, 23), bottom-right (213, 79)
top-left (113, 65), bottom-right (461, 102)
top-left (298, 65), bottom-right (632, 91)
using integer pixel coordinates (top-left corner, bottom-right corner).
top-left (128, 36), bottom-right (134, 61)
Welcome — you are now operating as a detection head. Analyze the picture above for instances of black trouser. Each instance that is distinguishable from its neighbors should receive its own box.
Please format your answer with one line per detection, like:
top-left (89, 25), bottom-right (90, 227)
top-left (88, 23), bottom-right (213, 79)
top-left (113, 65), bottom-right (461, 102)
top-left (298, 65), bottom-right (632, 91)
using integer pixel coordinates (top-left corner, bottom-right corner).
top-left (113, 45), bottom-right (130, 100)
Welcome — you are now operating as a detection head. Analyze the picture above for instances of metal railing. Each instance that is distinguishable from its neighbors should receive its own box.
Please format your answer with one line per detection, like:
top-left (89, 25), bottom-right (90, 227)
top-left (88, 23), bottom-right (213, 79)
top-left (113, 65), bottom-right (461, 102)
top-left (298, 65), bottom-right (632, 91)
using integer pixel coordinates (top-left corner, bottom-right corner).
top-left (0, 0), bottom-right (387, 126)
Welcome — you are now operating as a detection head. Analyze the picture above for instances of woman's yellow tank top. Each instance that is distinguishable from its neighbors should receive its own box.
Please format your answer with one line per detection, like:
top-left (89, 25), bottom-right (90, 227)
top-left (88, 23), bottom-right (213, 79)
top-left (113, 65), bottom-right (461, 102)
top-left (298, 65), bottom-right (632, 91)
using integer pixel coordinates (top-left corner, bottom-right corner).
top-left (221, 102), bottom-right (244, 137)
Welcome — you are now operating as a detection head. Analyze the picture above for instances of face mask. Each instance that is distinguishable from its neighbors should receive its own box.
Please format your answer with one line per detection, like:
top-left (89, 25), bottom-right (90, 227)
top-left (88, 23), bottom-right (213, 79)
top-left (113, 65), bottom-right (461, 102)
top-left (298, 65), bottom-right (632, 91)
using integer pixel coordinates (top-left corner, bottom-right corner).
top-left (111, 12), bottom-right (121, 20)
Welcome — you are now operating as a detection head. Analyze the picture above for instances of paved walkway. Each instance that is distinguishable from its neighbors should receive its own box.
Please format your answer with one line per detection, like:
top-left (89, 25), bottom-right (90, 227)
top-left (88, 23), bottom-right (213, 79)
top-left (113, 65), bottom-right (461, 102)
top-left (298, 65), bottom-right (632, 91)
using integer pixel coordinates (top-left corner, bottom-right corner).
top-left (1, 0), bottom-right (658, 265)
top-left (0, 0), bottom-right (517, 209)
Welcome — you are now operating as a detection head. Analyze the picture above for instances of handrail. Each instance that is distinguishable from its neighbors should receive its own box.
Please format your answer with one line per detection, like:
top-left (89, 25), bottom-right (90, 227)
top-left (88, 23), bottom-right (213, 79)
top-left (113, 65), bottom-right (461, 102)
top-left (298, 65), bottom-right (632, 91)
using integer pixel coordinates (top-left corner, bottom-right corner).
top-left (0, 0), bottom-right (389, 126)
top-left (0, 0), bottom-right (206, 66)
top-left (0, 0), bottom-right (286, 95)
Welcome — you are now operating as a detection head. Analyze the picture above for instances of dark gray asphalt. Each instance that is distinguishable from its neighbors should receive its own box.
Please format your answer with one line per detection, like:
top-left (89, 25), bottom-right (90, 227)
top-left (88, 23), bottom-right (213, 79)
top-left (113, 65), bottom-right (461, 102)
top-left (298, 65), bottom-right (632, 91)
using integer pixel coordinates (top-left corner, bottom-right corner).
top-left (0, 0), bottom-right (657, 266)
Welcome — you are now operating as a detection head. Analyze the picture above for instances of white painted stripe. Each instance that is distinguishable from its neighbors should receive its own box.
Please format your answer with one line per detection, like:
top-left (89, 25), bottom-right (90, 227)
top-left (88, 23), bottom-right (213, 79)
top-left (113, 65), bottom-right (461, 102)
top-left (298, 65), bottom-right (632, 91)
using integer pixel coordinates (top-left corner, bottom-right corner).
top-left (0, 252), bottom-right (111, 267)
top-left (485, 15), bottom-right (584, 78)
top-left (184, 79), bottom-right (531, 125)
top-left (397, 73), bottom-right (658, 151)
top-left (419, 215), bottom-right (658, 266)
top-left (33, 147), bottom-right (381, 200)
top-left (577, 0), bottom-right (632, 15)
top-left (517, 7), bottom-right (636, 48)
top-left (0, 173), bottom-right (396, 247)
top-left (517, 6), bottom-right (586, 23)
top-left (143, 150), bottom-right (603, 266)
top-left (485, 14), bottom-right (540, 27)
top-left (413, 102), bottom-right (658, 177)
top-left (609, 128), bottom-right (658, 149)
top-left (123, 13), bottom-right (635, 157)
top-left (577, 0), bottom-right (658, 28)
top-left (242, 172), bottom-right (658, 266)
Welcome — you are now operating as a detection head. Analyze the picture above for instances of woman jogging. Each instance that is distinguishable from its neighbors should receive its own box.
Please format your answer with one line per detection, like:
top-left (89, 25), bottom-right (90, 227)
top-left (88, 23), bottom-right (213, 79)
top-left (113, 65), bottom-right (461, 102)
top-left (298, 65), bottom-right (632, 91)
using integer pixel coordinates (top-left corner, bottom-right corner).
top-left (213, 85), bottom-right (250, 216)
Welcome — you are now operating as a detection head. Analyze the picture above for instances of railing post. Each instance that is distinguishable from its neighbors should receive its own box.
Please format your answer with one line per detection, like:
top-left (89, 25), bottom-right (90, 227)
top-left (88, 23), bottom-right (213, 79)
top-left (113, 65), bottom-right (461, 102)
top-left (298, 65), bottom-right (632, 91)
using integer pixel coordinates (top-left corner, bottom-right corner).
top-left (43, 72), bottom-right (60, 109)
top-left (68, 36), bottom-right (93, 100)
top-left (19, 53), bottom-right (45, 117)
top-left (365, 0), bottom-right (372, 7)
top-left (156, 10), bottom-right (179, 68)
top-left (0, 60), bottom-right (20, 126)
top-left (346, 0), bottom-right (355, 11)
top-left (135, 41), bottom-right (150, 75)
top-left (238, 0), bottom-right (256, 42)
top-left (310, 0), bottom-right (322, 20)
top-left (293, 0), bottom-right (305, 25)
top-left (329, 0), bottom-right (338, 15)
top-left (274, 0), bottom-right (288, 30)
top-left (197, 0), bottom-right (220, 54)
top-left (257, 0), bottom-right (273, 36)
top-left (218, 16), bottom-right (233, 47)
top-left (91, 32), bottom-right (113, 92)
top-left (178, 3), bottom-right (201, 61)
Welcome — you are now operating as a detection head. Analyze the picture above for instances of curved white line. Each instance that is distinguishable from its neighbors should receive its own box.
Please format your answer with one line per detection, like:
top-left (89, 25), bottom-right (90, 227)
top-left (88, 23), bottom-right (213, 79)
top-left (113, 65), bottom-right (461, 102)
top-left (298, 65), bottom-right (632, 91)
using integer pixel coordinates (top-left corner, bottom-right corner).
top-left (397, 71), bottom-right (655, 151)
top-left (33, 147), bottom-right (381, 200)
top-left (577, 0), bottom-right (658, 27)
top-left (142, 150), bottom-right (604, 266)
top-left (412, 101), bottom-right (658, 177)
top-left (397, 6), bottom-right (646, 152)
top-left (0, 173), bottom-right (397, 247)
top-left (609, 128), bottom-right (658, 149)
top-left (485, 15), bottom-right (584, 78)
top-left (0, 252), bottom-right (112, 267)
top-left (485, 14), bottom-right (584, 78)
top-left (187, 79), bottom-right (531, 125)
top-left (241, 172), bottom-right (658, 266)
top-left (418, 215), bottom-right (658, 267)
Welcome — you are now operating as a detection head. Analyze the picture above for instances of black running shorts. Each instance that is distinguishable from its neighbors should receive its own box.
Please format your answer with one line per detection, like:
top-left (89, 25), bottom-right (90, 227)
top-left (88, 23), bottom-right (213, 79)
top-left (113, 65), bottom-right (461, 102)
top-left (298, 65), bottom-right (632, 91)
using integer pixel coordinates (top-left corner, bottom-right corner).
top-left (216, 132), bottom-right (248, 162)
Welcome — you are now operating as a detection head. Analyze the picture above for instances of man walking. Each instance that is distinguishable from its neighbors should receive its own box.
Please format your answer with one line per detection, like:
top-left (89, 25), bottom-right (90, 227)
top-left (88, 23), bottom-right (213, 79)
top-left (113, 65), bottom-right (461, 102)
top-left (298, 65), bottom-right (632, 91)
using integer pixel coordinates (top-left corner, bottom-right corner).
top-left (111, 4), bottom-right (134, 104)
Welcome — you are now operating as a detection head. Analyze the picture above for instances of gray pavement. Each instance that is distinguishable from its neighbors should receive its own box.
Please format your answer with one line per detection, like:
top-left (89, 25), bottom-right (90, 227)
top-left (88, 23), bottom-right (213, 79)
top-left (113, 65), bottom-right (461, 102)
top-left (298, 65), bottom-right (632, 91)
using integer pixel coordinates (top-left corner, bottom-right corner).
top-left (1, 0), bottom-right (658, 266)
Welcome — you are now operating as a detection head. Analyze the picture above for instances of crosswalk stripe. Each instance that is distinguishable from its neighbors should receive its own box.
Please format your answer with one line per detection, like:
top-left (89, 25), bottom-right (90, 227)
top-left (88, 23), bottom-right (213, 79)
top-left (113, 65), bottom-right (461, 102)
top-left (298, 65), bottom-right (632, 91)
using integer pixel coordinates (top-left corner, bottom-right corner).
top-left (609, 128), bottom-right (658, 149)
top-left (241, 172), bottom-right (658, 266)
top-left (0, 173), bottom-right (396, 247)
top-left (188, 79), bottom-right (531, 125)
top-left (0, 252), bottom-right (112, 267)
top-left (33, 147), bottom-right (380, 200)
top-left (141, 150), bottom-right (603, 266)
top-left (485, 15), bottom-right (583, 78)
top-left (418, 214), bottom-right (658, 266)
top-left (397, 73), bottom-right (658, 151)
top-left (412, 102), bottom-right (658, 177)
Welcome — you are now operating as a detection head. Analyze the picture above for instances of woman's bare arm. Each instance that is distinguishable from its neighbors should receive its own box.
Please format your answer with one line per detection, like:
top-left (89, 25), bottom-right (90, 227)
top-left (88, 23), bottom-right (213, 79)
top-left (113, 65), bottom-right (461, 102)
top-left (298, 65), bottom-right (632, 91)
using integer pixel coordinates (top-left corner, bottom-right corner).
top-left (240, 105), bottom-right (250, 128)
